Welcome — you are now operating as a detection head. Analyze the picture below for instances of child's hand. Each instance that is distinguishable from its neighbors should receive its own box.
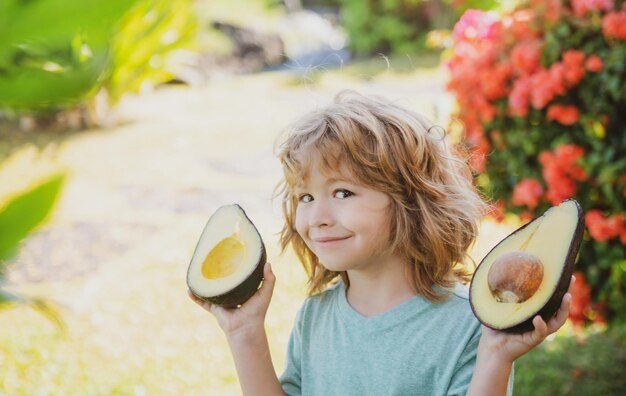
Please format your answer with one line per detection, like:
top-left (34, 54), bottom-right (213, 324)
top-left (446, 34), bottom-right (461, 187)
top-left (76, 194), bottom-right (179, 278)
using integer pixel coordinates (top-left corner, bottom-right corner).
top-left (188, 262), bottom-right (276, 339)
top-left (478, 275), bottom-right (575, 364)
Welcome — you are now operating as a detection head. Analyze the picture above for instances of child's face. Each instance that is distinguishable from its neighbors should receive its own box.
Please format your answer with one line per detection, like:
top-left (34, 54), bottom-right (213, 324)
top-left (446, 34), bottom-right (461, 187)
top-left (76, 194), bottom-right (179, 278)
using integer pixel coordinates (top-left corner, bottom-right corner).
top-left (294, 159), bottom-right (394, 273)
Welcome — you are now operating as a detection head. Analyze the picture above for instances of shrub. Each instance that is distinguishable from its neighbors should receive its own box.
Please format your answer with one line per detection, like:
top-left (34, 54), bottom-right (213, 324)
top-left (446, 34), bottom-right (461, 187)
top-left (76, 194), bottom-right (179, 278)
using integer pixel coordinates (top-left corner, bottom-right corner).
top-left (447, 1), bottom-right (626, 324)
top-left (337, 0), bottom-right (498, 56)
top-left (514, 325), bottom-right (626, 395)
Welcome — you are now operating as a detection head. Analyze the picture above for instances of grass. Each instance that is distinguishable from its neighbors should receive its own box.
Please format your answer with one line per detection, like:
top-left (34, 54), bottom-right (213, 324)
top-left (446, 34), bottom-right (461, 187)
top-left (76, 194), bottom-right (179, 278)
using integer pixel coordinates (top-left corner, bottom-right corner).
top-left (0, 60), bottom-right (518, 395)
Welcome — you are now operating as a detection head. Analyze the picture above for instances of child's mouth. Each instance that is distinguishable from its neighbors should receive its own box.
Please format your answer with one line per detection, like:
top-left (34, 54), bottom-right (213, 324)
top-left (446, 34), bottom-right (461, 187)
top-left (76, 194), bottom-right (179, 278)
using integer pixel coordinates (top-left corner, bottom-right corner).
top-left (314, 236), bottom-right (351, 247)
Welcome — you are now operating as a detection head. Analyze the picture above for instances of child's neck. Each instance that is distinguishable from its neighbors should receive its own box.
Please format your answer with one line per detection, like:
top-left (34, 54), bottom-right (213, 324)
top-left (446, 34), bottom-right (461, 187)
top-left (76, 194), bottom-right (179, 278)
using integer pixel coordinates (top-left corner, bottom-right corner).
top-left (345, 255), bottom-right (415, 318)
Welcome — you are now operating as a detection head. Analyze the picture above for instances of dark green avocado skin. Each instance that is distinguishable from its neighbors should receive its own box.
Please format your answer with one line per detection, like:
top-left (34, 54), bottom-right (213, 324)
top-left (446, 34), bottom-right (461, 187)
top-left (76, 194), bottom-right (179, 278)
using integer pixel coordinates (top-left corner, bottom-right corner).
top-left (188, 204), bottom-right (267, 308)
top-left (470, 199), bottom-right (584, 334)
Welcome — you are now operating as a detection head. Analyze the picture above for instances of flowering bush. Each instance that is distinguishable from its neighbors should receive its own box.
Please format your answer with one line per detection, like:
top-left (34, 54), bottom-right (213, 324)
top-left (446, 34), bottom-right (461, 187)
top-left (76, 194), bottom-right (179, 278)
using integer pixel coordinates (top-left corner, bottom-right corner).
top-left (447, 0), bottom-right (626, 324)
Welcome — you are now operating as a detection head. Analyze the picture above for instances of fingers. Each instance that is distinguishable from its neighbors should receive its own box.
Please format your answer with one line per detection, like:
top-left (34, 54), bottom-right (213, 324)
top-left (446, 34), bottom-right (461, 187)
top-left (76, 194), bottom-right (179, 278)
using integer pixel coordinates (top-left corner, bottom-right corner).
top-left (531, 315), bottom-right (548, 344)
top-left (536, 276), bottom-right (574, 336)
top-left (257, 262), bottom-right (276, 301)
top-left (547, 289), bottom-right (572, 333)
top-left (187, 262), bottom-right (276, 316)
top-left (188, 288), bottom-right (215, 313)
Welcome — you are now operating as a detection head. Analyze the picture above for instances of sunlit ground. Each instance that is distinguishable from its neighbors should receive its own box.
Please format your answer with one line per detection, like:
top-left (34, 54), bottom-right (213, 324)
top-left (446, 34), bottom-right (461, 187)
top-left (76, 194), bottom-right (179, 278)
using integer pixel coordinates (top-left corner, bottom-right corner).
top-left (0, 63), bottom-right (517, 395)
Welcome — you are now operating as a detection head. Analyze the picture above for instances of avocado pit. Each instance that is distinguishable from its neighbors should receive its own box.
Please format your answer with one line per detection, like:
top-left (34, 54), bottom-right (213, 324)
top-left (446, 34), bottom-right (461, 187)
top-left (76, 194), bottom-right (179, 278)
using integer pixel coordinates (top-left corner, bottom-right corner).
top-left (487, 251), bottom-right (544, 303)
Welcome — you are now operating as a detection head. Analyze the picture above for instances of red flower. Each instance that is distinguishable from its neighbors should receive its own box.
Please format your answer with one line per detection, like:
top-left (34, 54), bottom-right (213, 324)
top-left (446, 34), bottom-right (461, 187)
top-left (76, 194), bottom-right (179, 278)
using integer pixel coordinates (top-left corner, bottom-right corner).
top-left (512, 178), bottom-right (544, 209)
top-left (546, 175), bottom-right (576, 204)
top-left (508, 76), bottom-right (532, 117)
top-left (570, 271), bottom-right (591, 327)
top-left (510, 41), bottom-right (542, 75)
top-left (562, 50), bottom-right (586, 66)
top-left (602, 11), bottom-right (626, 40)
top-left (572, 0), bottom-right (615, 17)
top-left (453, 10), bottom-right (499, 42)
top-left (585, 210), bottom-right (624, 242)
top-left (543, 0), bottom-right (564, 23)
top-left (586, 210), bottom-right (611, 242)
top-left (562, 50), bottom-right (586, 86)
top-left (547, 104), bottom-right (580, 125)
top-left (531, 69), bottom-right (559, 109)
top-left (585, 54), bottom-right (604, 72)
top-left (548, 63), bottom-right (568, 96)
top-left (520, 210), bottom-right (535, 221)
top-left (540, 144), bottom-right (586, 205)
top-left (555, 144), bottom-right (587, 180)
top-left (506, 9), bottom-right (540, 40)
top-left (482, 62), bottom-right (512, 100)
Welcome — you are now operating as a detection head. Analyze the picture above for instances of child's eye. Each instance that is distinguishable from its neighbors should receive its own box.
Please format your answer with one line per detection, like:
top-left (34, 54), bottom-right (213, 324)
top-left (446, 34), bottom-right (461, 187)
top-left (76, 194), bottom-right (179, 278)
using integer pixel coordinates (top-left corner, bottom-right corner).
top-left (334, 189), bottom-right (354, 199)
top-left (298, 194), bottom-right (313, 203)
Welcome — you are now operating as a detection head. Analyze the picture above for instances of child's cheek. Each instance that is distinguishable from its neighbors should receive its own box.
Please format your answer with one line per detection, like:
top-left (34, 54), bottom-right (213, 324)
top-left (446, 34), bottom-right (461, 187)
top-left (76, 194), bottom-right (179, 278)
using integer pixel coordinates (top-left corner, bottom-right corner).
top-left (294, 209), bottom-right (308, 239)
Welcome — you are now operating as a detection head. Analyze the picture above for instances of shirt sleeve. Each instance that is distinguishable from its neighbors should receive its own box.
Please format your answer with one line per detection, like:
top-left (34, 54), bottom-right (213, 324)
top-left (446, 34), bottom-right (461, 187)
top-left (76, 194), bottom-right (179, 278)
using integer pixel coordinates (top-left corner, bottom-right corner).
top-left (279, 305), bottom-right (304, 396)
top-left (447, 331), bottom-right (480, 396)
top-left (447, 330), bottom-right (515, 396)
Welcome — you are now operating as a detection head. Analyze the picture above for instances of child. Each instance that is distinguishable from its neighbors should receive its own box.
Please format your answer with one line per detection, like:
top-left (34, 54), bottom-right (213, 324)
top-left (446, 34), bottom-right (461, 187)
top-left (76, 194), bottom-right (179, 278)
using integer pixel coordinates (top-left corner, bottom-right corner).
top-left (189, 91), bottom-right (573, 395)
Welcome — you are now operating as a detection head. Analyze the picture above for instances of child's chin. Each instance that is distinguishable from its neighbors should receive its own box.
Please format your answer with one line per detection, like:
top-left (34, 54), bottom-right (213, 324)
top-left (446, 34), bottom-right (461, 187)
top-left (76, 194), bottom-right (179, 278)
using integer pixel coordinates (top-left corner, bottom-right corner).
top-left (320, 261), bottom-right (353, 273)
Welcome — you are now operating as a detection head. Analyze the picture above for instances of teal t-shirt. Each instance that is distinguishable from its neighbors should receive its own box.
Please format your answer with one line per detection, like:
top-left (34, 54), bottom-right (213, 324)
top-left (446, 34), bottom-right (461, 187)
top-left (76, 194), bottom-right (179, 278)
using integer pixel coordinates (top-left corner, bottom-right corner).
top-left (279, 281), bottom-right (513, 396)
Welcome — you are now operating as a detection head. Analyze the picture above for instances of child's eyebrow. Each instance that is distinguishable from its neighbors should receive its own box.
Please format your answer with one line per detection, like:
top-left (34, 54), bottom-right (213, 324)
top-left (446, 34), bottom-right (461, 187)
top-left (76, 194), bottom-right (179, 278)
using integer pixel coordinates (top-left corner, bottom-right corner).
top-left (292, 175), bottom-right (355, 192)
top-left (326, 176), bottom-right (354, 184)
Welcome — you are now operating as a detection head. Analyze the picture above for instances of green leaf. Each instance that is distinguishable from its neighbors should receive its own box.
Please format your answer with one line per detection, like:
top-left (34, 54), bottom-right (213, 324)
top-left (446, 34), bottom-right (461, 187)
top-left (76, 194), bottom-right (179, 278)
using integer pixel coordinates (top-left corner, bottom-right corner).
top-left (0, 0), bottom-right (138, 110)
top-left (104, 0), bottom-right (197, 104)
top-left (0, 173), bottom-right (65, 262)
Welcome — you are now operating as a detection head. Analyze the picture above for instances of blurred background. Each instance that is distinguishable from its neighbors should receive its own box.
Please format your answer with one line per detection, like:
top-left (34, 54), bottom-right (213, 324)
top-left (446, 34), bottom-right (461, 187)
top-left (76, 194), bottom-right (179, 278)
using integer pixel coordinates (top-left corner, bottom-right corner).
top-left (1, 0), bottom-right (625, 394)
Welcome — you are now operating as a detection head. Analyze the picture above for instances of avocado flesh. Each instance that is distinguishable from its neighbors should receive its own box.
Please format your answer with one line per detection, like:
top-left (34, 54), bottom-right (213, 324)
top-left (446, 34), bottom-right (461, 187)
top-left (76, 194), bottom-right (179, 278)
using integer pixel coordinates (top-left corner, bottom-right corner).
top-left (470, 199), bottom-right (583, 333)
top-left (187, 204), bottom-right (266, 308)
top-left (201, 234), bottom-right (244, 279)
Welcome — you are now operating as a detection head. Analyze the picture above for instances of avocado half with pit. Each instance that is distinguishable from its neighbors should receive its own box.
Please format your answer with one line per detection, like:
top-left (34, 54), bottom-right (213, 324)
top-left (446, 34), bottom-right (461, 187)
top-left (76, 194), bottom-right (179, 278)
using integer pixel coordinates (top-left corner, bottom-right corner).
top-left (187, 204), bottom-right (266, 308)
top-left (469, 199), bottom-right (584, 333)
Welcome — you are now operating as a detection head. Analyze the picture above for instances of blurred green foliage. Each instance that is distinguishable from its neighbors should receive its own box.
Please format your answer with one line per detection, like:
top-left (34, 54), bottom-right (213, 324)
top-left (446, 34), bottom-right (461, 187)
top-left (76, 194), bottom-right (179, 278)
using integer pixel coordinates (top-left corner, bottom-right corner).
top-left (104, 0), bottom-right (197, 105)
top-left (0, 0), bottom-right (133, 110)
top-left (0, 174), bottom-right (65, 261)
top-left (0, 173), bottom-right (66, 328)
top-left (514, 326), bottom-right (626, 395)
top-left (335, 0), bottom-right (499, 55)
top-left (0, 0), bottom-right (195, 114)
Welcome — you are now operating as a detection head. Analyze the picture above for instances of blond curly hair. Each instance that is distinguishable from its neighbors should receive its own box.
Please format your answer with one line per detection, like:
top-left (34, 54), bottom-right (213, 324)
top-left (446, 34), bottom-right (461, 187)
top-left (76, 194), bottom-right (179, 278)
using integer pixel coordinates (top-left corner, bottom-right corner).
top-left (275, 90), bottom-right (487, 301)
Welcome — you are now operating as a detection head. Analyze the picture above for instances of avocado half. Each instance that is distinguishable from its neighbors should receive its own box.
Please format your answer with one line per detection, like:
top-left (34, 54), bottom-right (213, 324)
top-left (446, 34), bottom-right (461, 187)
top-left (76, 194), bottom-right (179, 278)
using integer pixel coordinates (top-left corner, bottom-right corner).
top-left (469, 199), bottom-right (584, 333)
top-left (187, 204), bottom-right (266, 308)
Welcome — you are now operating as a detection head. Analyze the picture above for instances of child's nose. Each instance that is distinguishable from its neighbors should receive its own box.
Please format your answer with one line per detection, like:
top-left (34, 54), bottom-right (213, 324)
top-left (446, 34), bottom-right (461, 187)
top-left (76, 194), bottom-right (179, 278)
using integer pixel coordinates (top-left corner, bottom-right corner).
top-left (310, 200), bottom-right (334, 228)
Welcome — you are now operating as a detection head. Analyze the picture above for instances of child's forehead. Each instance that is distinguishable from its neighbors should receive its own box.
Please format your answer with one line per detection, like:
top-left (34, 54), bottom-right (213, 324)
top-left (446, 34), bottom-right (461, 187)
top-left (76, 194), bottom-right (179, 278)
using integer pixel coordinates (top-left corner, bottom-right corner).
top-left (295, 156), bottom-right (354, 187)
top-left (297, 165), bottom-right (351, 182)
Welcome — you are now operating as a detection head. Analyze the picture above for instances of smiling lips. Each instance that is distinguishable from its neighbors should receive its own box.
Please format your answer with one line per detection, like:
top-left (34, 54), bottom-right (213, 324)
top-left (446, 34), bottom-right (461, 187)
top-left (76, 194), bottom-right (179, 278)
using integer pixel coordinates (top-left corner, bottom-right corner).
top-left (313, 236), bottom-right (351, 246)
